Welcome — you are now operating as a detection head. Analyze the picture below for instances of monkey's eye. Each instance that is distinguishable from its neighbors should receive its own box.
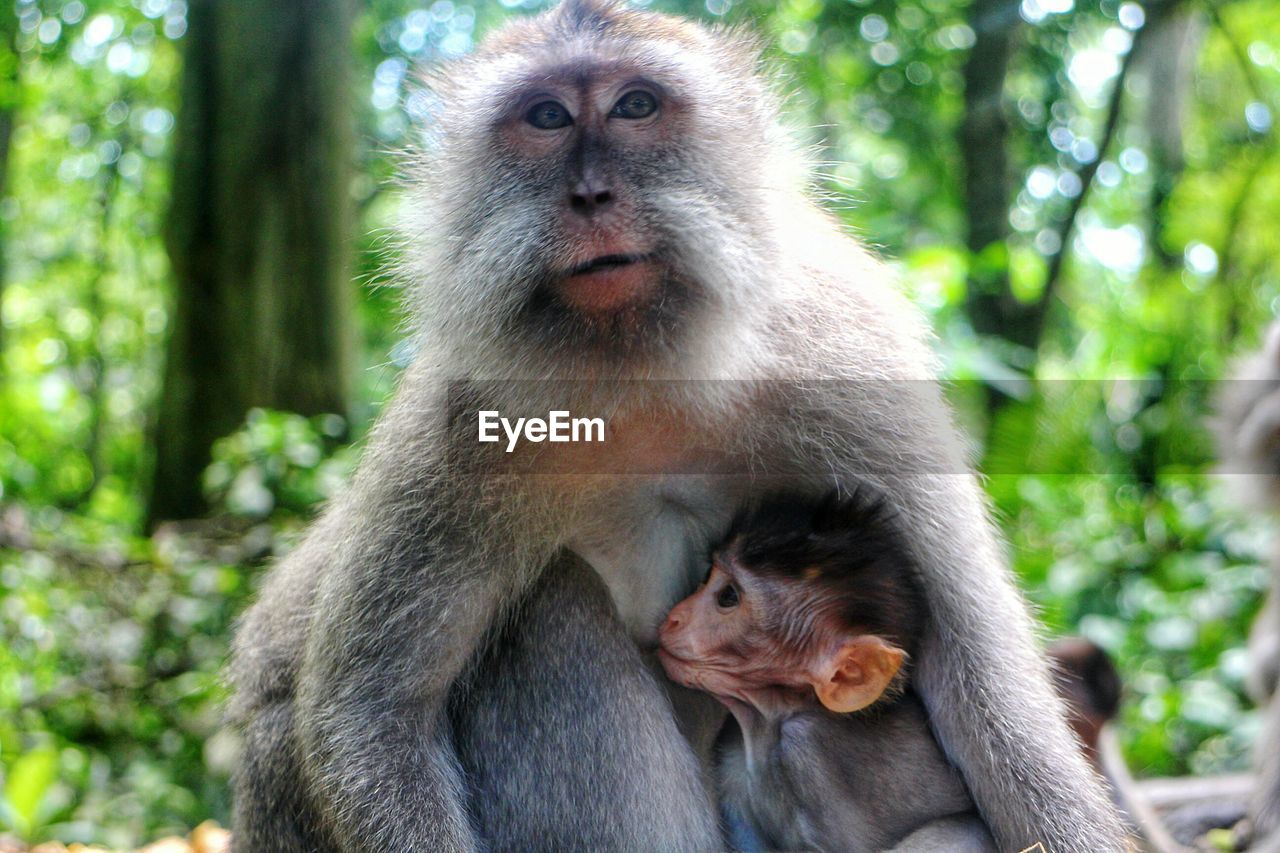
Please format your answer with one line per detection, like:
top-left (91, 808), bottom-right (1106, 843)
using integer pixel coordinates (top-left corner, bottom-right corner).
top-left (716, 584), bottom-right (739, 610)
top-left (611, 90), bottom-right (658, 120)
top-left (526, 100), bottom-right (572, 130)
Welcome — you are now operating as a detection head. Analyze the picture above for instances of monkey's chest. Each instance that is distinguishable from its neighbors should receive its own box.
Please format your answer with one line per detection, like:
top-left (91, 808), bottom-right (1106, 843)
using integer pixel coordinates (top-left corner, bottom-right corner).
top-left (567, 476), bottom-right (745, 644)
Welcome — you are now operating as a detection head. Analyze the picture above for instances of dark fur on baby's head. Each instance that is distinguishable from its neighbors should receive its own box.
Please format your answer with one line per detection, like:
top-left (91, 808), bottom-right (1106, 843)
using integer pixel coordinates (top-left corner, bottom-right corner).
top-left (722, 488), bottom-right (927, 655)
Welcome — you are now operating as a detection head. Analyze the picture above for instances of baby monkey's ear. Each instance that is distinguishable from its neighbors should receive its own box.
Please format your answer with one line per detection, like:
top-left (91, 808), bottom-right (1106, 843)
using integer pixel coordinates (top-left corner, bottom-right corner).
top-left (812, 635), bottom-right (904, 714)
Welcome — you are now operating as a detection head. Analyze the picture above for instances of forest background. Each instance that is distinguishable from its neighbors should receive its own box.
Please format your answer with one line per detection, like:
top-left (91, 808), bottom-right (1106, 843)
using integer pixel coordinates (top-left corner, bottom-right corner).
top-left (0, 0), bottom-right (1277, 846)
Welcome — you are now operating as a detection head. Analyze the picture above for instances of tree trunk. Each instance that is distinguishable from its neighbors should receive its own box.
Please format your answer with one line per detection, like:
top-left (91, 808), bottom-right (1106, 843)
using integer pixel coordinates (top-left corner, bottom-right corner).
top-left (0, 10), bottom-right (21, 359)
top-left (959, 0), bottom-right (1025, 420)
top-left (148, 0), bottom-right (356, 526)
top-left (1136, 2), bottom-right (1202, 270)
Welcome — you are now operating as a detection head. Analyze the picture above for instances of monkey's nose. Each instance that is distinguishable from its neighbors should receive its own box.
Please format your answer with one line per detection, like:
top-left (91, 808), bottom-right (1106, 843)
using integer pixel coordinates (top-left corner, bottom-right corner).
top-left (662, 612), bottom-right (682, 633)
top-left (569, 181), bottom-right (614, 216)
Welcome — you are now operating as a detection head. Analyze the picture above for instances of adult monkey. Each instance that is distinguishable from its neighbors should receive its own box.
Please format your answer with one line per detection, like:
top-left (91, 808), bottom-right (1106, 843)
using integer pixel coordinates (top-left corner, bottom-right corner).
top-left (1214, 321), bottom-right (1280, 852)
top-left (229, 1), bottom-right (1127, 850)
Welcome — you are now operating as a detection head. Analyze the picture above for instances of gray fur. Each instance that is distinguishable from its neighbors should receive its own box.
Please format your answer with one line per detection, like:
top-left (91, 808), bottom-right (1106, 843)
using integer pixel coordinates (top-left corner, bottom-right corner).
top-left (1212, 320), bottom-right (1280, 849)
top-left (229, 1), bottom-right (1127, 850)
top-left (719, 694), bottom-right (998, 852)
top-left (452, 550), bottom-right (719, 851)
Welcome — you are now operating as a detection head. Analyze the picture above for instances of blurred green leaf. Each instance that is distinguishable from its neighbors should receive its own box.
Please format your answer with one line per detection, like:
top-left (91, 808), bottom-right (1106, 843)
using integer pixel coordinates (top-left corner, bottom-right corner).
top-left (3, 745), bottom-right (58, 837)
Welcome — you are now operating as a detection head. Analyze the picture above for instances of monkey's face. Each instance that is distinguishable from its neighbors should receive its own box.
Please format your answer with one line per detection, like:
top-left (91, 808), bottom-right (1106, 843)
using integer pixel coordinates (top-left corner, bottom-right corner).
top-left (500, 70), bottom-right (690, 339)
top-left (409, 2), bottom-right (786, 369)
top-left (658, 557), bottom-right (816, 709)
top-left (659, 553), bottom-right (906, 717)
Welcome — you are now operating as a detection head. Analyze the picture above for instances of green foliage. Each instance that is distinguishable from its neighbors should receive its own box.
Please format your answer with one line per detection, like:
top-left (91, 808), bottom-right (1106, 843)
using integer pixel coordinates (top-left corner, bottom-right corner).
top-left (0, 509), bottom-right (258, 845)
top-left (1007, 474), bottom-right (1268, 775)
top-left (2, 745), bottom-right (58, 839)
top-left (0, 0), bottom-right (179, 529)
top-left (203, 410), bottom-right (355, 520)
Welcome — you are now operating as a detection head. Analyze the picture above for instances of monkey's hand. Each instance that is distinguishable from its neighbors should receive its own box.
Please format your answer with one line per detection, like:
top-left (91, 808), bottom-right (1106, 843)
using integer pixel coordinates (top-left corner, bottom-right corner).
top-left (1247, 589), bottom-right (1280, 705)
top-left (296, 696), bottom-right (478, 851)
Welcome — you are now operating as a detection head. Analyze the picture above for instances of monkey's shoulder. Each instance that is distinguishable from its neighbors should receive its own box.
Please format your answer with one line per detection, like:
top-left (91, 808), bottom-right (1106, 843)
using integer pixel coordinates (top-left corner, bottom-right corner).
top-left (766, 258), bottom-right (938, 382)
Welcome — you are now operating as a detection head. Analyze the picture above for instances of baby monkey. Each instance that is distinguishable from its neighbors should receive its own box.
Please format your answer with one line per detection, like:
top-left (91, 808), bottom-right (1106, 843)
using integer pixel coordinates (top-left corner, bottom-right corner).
top-left (659, 491), bottom-right (997, 852)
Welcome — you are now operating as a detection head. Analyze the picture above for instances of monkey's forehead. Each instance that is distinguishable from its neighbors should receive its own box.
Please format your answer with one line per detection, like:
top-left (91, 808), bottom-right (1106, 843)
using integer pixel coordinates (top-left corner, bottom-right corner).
top-left (477, 2), bottom-right (717, 60)
top-left (425, 4), bottom-right (763, 113)
top-left (447, 34), bottom-right (730, 108)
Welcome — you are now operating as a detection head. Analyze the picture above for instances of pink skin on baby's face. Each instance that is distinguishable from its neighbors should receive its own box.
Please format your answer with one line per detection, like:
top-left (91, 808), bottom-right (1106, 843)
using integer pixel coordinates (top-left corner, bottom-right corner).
top-left (657, 552), bottom-right (903, 720)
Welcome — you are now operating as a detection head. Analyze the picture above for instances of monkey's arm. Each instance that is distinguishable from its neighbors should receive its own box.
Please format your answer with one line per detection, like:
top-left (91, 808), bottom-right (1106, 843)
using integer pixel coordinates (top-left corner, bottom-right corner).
top-left (1246, 564), bottom-right (1280, 849)
top-left (294, 533), bottom-right (509, 850)
top-left (295, 526), bottom-right (510, 848)
top-left (1096, 724), bottom-right (1185, 852)
top-left (908, 520), bottom-right (1125, 851)
top-left (796, 380), bottom-right (1129, 851)
top-left (287, 378), bottom-right (544, 852)
top-left (455, 551), bottom-right (721, 851)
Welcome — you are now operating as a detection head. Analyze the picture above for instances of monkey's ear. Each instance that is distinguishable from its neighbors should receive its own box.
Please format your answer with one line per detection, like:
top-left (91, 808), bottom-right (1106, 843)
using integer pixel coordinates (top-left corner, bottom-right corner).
top-left (812, 636), bottom-right (903, 714)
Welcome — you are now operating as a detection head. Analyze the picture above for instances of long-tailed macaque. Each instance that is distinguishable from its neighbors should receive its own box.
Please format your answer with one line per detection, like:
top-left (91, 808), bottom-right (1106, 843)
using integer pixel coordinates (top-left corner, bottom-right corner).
top-left (1049, 638), bottom-right (1196, 852)
top-left (1213, 321), bottom-right (1280, 851)
top-left (228, 1), bottom-right (1126, 850)
top-left (658, 491), bottom-right (997, 852)
top-left (1048, 638), bottom-right (1123, 768)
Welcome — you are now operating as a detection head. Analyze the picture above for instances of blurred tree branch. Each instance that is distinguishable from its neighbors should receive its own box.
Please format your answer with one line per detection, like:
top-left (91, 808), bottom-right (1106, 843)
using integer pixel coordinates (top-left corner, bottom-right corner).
top-left (1037, 27), bottom-right (1145, 317)
top-left (1200, 0), bottom-right (1275, 342)
top-left (0, 7), bottom-right (19, 362)
top-left (1139, 3), bottom-right (1204, 268)
top-left (80, 129), bottom-right (129, 507)
top-left (1205, 0), bottom-right (1274, 111)
top-left (961, 0), bottom-right (1199, 421)
top-left (1216, 151), bottom-right (1269, 343)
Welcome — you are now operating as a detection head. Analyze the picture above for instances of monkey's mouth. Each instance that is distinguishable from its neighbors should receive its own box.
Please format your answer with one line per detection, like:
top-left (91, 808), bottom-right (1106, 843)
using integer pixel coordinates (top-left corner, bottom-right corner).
top-left (566, 253), bottom-right (653, 277)
top-left (555, 253), bottom-right (660, 315)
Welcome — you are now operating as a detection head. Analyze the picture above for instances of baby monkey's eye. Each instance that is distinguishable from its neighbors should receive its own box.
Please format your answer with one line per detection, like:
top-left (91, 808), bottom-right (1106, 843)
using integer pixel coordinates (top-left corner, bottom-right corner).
top-left (716, 584), bottom-right (739, 609)
top-left (611, 90), bottom-right (658, 119)
top-left (526, 100), bottom-right (572, 129)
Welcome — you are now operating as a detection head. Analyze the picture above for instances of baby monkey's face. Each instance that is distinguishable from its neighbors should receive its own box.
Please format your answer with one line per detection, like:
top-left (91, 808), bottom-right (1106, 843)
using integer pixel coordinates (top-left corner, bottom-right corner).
top-left (657, 549), bottom-right (904, 717)
top-left (657, 555), bottom-right (795, 702)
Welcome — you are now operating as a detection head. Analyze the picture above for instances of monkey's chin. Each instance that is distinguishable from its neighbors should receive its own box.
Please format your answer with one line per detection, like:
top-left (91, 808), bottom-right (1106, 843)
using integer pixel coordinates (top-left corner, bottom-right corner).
top-left (655, 646), bottom-right (697, 688)
top-left (554, 261), bottom-right (659, 317)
